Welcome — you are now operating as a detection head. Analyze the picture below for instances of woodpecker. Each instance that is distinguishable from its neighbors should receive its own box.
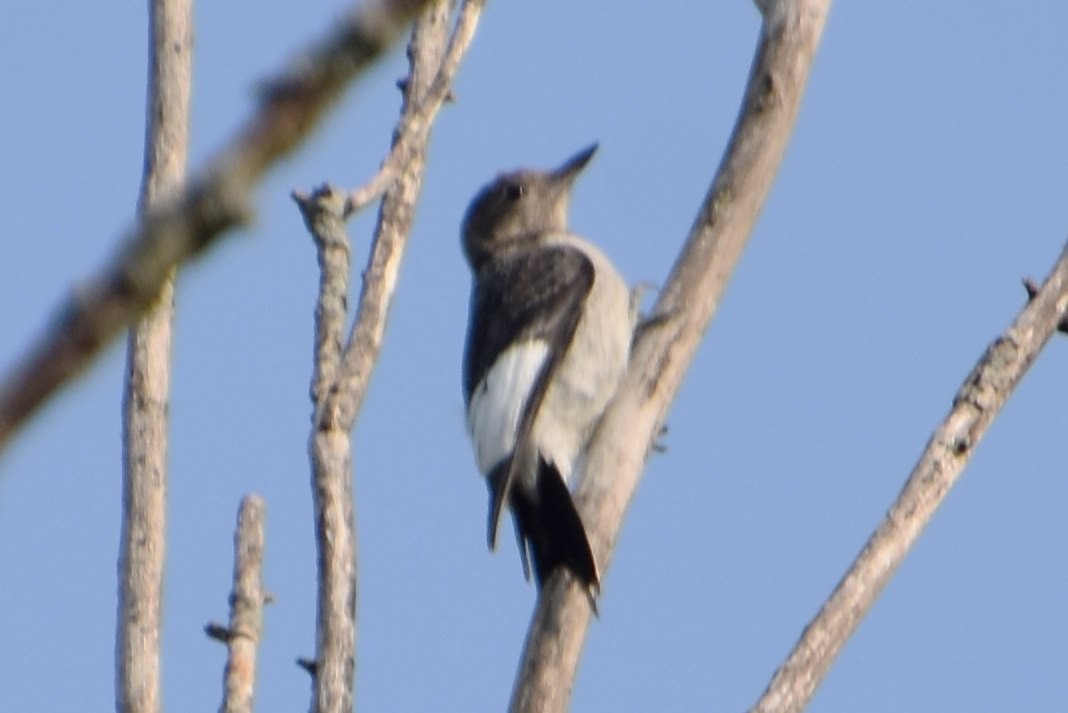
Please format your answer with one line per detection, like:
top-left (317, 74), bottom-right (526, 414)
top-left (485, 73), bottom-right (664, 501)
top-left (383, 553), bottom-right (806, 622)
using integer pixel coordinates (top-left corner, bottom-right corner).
top-left (460, 144), bottom-right (633, 596)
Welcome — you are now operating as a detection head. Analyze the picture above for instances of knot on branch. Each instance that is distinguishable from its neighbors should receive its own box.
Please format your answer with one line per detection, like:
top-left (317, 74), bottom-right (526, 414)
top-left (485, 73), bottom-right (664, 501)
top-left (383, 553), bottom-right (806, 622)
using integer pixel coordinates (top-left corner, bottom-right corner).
top-left (293, 185), bottom-right (351, 250)
top-left (953, 337), bottom-right (1019, 418)
top-left (1023, 277), bottom-right (1068, 334)
top-left (205, 622), bottom-right (233, 643)
top-left (296, 657), bottom-right (318, 677)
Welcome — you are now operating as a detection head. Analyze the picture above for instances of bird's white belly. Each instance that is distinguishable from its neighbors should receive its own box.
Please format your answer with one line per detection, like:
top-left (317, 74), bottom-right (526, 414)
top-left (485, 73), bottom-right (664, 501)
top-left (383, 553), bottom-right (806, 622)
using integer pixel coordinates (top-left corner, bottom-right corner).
top-left (467, 231), bottom-right (633, 491)
top-left (467, 341), bottom-right (549, 476)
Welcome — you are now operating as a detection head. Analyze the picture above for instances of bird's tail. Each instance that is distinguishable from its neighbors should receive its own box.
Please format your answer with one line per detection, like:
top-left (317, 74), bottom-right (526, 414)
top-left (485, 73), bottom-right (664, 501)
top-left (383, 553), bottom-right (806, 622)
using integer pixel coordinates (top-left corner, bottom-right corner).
top-left (509, 456), bottom-right (600, 596)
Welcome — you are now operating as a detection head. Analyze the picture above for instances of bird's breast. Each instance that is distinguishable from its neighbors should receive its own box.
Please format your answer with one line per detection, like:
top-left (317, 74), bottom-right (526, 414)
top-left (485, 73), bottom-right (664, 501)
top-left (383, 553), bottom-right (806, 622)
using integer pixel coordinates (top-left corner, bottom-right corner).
top-left (532, 239), bottom-right (632, 483)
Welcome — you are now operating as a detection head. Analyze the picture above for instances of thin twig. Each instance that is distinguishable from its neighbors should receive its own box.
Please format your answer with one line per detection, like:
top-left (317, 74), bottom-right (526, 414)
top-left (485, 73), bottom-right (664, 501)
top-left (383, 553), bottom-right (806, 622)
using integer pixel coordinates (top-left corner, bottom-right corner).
top-left (345, 163), bottom-right (400, 216)
top-left (214, 495), bottom-right (268, 713)
top-left (116, 1), bottom-right (191, 711)
top-left (0, 0), bottom-right (434, 455)
top-left (508, 2), bottom-right (832, 711)
top-left (294, 5), bottom-right (484, 711)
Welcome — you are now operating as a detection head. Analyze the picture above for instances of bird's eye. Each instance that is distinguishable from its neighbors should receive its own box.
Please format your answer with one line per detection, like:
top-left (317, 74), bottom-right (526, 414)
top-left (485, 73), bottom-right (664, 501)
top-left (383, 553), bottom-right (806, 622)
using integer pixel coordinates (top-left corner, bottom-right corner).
top-left (504, 183), bottom-right (525, 201)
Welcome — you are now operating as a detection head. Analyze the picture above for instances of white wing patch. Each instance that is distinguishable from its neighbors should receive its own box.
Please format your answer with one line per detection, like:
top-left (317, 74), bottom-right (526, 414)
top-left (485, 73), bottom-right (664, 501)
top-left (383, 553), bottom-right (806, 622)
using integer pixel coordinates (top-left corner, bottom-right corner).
top-left (467, 340), bottom-right (550, 475)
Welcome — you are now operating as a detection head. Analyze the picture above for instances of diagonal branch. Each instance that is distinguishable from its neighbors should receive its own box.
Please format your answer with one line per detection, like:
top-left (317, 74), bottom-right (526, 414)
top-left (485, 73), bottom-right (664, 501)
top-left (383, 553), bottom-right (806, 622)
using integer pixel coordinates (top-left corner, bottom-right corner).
top-left (0, 0), bottom-right (434, 455)
top-left (749, 242), bottom-right (1068, 713)
top-left (345, 0), bottom-right (483, 218)
top-left (330, 0), bottom-right (485, 431)
top-left (508, 1), bottom-right (832, 711)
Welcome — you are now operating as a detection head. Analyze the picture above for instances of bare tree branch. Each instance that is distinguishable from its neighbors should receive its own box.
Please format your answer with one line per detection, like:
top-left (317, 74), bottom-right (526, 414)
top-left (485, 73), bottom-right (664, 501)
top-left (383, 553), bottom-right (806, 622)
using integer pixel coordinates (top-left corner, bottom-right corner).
top-left (330, 0), bottom-right (485, 431)
top-left (345, 0), bottom-right (482, 218)
top-left (508, 1), bottom-right (832, 711)
top-left (749, 242), bottom-right (1068, 712)
top-left (293, 3), bottom-right (483, 711)
top-left (210, 495), bottom-right (268, 713)
top-left (295, 183), bottom-right (358, 713)
top-left (0, 0), bottom-right (434, 455)
top-left (116, 0), bottom-right (191, 710)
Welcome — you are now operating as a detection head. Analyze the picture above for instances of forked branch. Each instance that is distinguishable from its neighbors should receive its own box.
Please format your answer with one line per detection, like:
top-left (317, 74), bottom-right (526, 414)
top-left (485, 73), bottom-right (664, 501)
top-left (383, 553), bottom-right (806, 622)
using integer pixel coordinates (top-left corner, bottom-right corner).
top-left (293, 3), bottom-right (483, 712)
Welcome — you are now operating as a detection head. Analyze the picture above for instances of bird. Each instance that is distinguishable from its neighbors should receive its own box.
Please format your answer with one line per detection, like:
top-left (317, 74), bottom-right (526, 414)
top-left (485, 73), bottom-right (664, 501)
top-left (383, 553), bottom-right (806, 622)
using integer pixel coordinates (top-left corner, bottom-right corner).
top-left (460, 144), bottom-right (633, 597)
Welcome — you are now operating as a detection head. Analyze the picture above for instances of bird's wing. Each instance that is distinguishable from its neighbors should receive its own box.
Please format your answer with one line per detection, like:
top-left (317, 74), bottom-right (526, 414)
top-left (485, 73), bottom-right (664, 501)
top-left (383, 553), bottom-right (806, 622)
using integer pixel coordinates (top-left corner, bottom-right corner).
top-left (463, 243), bottom-right (595, 549)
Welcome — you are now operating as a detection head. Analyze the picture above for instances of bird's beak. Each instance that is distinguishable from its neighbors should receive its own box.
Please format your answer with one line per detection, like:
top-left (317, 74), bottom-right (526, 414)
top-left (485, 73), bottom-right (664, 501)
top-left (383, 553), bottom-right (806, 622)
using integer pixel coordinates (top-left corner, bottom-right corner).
top-left (551, 143), bottom-right (599, 186)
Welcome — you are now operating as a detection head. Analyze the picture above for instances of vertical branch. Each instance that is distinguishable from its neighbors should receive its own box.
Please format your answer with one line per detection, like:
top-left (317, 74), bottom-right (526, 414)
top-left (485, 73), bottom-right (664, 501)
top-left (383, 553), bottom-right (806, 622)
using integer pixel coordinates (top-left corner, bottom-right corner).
top-left (295, 186), bottom-right (357, 713)
top-left (117, 0), bottom-right (192, 711)
top-left (749, 243), bottom-right (1068, 713)
top-left (292, 4), bottom-right (482, 712)
top-left (508, 1), bottom-right (832, 711)
top-left (210, 495), bottom-right (268, 713)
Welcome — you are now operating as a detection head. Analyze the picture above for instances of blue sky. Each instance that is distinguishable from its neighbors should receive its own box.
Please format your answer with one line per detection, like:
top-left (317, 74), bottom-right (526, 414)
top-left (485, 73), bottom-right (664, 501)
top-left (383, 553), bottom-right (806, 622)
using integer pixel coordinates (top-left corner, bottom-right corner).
top-left (2, 1), bottom-right (1066, 711)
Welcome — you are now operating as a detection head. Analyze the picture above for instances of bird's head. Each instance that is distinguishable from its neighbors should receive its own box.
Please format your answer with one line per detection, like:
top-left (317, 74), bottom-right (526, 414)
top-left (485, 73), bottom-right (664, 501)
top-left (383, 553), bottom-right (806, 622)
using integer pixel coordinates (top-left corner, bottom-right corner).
top-left (462, 144), bottom-right (597, 270)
